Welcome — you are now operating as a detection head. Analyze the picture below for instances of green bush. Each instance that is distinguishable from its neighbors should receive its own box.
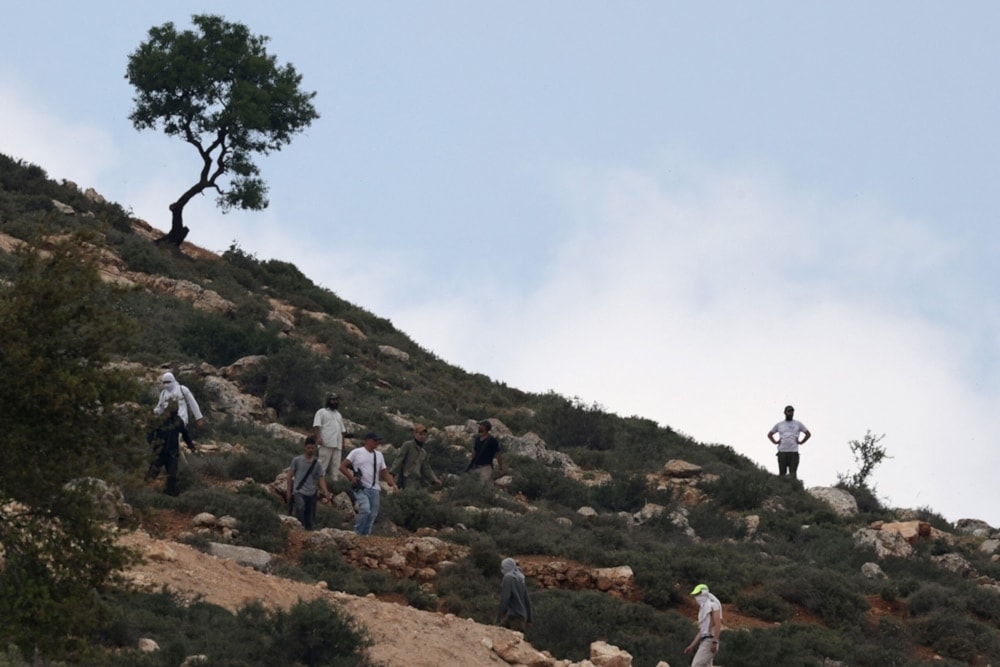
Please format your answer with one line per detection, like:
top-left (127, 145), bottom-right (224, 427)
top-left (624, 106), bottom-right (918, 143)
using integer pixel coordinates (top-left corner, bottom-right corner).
top-left (775, 567), bottom-right (869, 628)
top-left (735, 588), bottom-right (793, 622)
top-left (174, 487), bottom-right (286, 552)
top-left (702, 468), bottom-right (771, 511)
top-left (383, 488), bottom-right (460, 531)
top-left (906, 583), bottom-right (961, 617)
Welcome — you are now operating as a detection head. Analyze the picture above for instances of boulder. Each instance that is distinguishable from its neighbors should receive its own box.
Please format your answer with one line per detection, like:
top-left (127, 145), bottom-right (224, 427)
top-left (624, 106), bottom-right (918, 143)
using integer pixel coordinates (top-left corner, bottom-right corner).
top-left (807, 487), bottom-right (859, 517)
top-left (861, 562), bottom-right (886, 579)
top-left (955, 518), bottom-right (995, 538)
top-left (63, 477), bottom-right (131, 523)
top-left (590, 640), bottom-right (633, 667)
top-left (853, 528), bottom-right (914, 559)
top-left (207, 543), bottom-right (273, 572)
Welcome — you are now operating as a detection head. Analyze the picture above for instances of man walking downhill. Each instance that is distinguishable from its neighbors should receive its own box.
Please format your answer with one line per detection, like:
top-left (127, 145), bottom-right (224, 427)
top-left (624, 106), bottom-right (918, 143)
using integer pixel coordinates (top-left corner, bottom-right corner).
top-left (465, 420), bottom-right (504, 481)
top-left (313, 392), bottom-right (352, 484)
top-left (684, 583), bottom-right (722, 666)
top-left (497, 557), bottom-right (533, 632)
top-left (390, 423), bottom-right (442, 490)
top-left (340, 433), bottom-right (397, 535)
top-left (285, 436), bottom-right (332, 531)
top-left (767, 404), bottom-right (811, 479)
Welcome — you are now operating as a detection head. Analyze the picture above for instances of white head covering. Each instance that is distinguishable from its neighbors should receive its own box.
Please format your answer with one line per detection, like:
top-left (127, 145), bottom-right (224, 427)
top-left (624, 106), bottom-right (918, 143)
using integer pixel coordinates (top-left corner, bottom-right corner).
top-left (155, 372), bottom-right (193, 424)
top-left (501, 557), bottom-right (525, 582)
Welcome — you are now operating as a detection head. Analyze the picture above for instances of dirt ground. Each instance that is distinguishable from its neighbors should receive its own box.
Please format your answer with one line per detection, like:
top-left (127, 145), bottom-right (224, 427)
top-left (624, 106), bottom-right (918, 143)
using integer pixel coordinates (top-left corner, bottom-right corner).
top-left (121, 529), bottom-right (554, 667)
top-left (119, 526), bottom-right (920, 665)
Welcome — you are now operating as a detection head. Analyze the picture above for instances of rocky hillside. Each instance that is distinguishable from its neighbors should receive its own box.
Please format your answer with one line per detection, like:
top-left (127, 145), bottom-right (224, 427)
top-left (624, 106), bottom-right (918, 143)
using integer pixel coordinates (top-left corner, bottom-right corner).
top-left (3, 161), bottom-right (1000, 666)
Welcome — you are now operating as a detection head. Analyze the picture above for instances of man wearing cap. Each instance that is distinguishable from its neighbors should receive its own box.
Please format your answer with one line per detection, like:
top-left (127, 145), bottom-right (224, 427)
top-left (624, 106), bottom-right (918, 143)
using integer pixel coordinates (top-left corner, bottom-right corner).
top-left (390, 424), bottom-right (442, 490)
top-left (340, 433), bottom-right (398, 535)
top-left (684, 584), bottom-right (722, 666)
top-left (767, 405), bottom-right (811, 479)
top-left (313, 392), bottom-right (351, 483)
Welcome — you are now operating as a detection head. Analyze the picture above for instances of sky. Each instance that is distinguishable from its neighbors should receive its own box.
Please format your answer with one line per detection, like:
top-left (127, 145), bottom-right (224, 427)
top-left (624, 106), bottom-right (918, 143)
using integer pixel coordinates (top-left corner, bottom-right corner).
top-left (3, 2), bottom-right (999, 525)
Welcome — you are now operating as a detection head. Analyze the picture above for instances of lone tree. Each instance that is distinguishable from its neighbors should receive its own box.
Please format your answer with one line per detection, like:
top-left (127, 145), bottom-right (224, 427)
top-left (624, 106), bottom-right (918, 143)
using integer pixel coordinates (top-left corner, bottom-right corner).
top-left (126, 14), bottom-right (319, 246)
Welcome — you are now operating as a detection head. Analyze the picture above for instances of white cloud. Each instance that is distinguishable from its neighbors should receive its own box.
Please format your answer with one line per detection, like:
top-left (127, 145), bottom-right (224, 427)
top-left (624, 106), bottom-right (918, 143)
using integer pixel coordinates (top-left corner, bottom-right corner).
top-left (393, 163), bottom-right (1000, 525)
top-left (0, 77), bottom-right (117, 185)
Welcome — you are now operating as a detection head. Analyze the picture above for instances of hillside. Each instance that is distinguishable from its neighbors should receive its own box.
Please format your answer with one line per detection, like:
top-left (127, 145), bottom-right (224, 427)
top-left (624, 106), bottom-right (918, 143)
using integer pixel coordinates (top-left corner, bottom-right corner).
top-left (2, 153), bottom-right (1000, 666)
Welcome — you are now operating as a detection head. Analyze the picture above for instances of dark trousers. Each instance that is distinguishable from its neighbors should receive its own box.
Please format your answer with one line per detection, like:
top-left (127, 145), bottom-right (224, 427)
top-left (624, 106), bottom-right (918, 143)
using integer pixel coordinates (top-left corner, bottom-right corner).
top-left (293, 492), bottom-right (318, 530)
top-left (777, 451), bottom-right (800, 478)
top-left (501, 616), bottom-right (528, 632)
top-left (148, 450), bottom-right (181, 496)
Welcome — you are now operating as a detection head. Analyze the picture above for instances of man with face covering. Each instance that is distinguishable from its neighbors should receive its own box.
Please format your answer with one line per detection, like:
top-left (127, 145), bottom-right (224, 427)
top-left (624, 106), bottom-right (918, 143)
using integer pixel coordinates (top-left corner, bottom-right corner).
top-left (154, 372), bottom-right (203, 429)
top-left (684, 583), bottom-right (722, 666)
top-left (496, 557), bottom-right (533, 632)
top-left (313, 392), bottom-right (352, 482)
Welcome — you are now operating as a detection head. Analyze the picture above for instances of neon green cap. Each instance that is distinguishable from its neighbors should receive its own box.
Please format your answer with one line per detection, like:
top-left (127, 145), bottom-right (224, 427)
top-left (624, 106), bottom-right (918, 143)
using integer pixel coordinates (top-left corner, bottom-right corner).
top-left (690, 583), bottom-right (709, 595)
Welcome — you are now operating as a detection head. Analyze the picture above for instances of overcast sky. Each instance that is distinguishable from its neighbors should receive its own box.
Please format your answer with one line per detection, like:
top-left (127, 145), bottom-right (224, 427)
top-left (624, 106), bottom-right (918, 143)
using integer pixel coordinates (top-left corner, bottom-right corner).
top-left (3, 2), bottom-right (999, 525)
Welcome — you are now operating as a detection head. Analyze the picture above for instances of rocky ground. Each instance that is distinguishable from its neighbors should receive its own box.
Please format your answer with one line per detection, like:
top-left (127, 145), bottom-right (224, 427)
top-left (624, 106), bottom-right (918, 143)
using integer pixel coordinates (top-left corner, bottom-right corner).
top-left (117, 519), bottom-right (820, 667)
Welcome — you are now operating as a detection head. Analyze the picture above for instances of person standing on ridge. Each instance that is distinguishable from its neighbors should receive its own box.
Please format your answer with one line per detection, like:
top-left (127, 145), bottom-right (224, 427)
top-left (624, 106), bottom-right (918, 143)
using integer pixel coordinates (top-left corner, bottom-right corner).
top-left (684, 583), bottom-right (722, 666)
top-left (767, 404), bottom-right (811, 479)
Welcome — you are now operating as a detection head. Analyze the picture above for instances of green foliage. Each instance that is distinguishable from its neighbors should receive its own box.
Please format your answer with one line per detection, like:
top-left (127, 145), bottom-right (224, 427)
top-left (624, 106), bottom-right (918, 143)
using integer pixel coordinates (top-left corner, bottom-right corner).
top-left (383, 488), bottom-right (461, 531)
top-left (529, 590), bottom-right (689, 666)
top-left (173, 487), bottom-right (286, 552)
top-left (837, 430), bottom-right (890, 490)
top-left (774, 567), bottom-right (869, 628)
top-left (179, 309), bottom-right (281, 367)
top-left (735, 587), bottom-right (793, 622)
top-left (0, 235), bottom-right (143, 657)
top-left (702, 467), bottom-right (772, 511)
top-left (95, 591), bottom-right (369, 666)
top-left (590, 473), bottom-right (648, 513)
top-left (125, 14), bottom-right (319, 240)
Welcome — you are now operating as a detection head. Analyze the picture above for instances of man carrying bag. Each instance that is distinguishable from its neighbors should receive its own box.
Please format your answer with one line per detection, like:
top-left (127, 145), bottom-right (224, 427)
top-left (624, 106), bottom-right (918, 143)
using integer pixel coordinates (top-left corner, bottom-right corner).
top-left (285, 436), bottom-right (331, 531)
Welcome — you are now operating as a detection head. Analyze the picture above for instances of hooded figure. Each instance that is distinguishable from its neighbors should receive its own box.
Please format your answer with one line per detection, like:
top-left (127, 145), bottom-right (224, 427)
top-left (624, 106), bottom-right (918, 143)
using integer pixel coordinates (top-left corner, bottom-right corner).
top-left (497, 557), bottom-right (533, 631)
top-left (154, 372), bottom-right (203, 428)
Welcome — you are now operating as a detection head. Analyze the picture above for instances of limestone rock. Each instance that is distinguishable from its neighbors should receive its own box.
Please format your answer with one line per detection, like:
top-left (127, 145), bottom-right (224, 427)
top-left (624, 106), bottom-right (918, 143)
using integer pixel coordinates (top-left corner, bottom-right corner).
top-left (207, 543), bottom-right (273, 572)
top-left (807, 487), bottom-right (859, 517)
top-left (590, 640), bottom-right (633, 667)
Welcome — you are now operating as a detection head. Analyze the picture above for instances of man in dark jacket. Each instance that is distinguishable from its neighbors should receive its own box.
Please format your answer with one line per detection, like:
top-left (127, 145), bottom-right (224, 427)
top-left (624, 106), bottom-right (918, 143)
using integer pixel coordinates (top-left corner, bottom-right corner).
top-left (146, 399), bottom-right (196, 496)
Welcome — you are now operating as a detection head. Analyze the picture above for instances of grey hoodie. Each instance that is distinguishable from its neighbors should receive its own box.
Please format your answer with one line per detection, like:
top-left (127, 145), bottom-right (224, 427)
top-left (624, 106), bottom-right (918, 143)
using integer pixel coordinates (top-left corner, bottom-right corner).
top-left (497, 558), bottom-right (533, 624)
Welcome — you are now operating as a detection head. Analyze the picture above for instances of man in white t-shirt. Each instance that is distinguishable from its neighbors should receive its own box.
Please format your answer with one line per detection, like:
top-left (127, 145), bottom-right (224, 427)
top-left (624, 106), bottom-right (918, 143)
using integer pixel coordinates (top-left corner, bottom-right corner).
top-left (767, 405), bottom-right (811, 479)
top-left (313, 392), bottom-right (352, 483)
top-left (340, 433), bottom-right (397, 535)
top-left (684, 583), bottom-right (722, 666)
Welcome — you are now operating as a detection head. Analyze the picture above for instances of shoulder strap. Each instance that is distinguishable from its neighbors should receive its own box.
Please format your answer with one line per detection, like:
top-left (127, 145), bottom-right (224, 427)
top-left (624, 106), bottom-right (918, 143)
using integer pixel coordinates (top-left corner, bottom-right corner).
top-left (295, 459), bottom-right (318, 492)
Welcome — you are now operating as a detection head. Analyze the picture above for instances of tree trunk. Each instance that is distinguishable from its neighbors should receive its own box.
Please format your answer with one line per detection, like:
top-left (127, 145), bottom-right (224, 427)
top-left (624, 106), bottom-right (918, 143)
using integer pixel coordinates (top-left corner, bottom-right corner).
top-left (156, 202), bottom-right (190, 246)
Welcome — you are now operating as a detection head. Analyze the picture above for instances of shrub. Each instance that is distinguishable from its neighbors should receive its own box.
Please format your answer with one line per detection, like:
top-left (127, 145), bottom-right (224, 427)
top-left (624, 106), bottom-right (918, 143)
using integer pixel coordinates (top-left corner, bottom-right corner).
top-left (383, 488), bottom-right (461, 531)
top-left (906, 583), bottom-right (961, 617)
top-left (735, 588), bottom-right (793, 622)
top-left (775, 567), bottom-right (868, 628)
top-left (702, 468), bottom-right (771, 511)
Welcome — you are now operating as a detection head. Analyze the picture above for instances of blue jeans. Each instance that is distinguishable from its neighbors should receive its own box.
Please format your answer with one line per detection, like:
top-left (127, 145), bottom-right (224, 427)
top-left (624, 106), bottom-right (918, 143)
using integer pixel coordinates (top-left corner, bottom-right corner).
top-left (353, 487), bottom-right (381, 535)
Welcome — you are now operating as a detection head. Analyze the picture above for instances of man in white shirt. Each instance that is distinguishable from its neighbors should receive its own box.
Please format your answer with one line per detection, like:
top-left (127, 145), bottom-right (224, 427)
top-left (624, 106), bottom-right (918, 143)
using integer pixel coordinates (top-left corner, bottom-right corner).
top-left (313, 392), bottom-right (351, 483)
top-left (767, 405), bottom-right (811, 479)
top-left (684, 583), bottom-right (722, 666)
